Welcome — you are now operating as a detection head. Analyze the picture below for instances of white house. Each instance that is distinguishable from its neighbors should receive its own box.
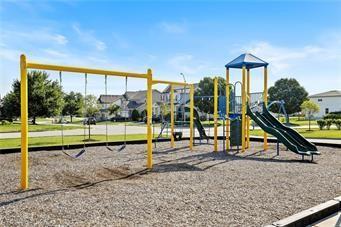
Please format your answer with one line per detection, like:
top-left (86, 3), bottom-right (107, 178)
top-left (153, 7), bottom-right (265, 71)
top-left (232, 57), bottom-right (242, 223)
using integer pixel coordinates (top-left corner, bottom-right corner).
top-left (308, 90), bottom-right (341, 118)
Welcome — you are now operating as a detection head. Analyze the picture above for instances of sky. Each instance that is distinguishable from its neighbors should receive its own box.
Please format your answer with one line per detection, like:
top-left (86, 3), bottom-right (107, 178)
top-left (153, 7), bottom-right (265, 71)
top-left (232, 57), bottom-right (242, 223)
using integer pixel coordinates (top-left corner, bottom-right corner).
top-left (0, 0), bottom-right (341, 98)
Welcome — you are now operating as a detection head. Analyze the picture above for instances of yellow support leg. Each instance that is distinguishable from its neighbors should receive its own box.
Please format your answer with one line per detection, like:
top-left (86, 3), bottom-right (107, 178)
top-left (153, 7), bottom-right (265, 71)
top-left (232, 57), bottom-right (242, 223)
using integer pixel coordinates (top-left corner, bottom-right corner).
top-left (214, 77), bottom-right (218, 152)
top-left (247, 69), bottom-right (250, 149)
top-left (189, 85), bottom-right (194, 151)
top-left (263, 66), bottom-right (268, 151)
top-left (146, 69), bottom-right (153, 168)
top-left (170, 85), bottom-right (175, 148)
top-left (241, 66), bottom-right (246, 152)
top-left (226, 68), bottom-right (230, 151)
top-left (20, 54), bottom-right (28, 190)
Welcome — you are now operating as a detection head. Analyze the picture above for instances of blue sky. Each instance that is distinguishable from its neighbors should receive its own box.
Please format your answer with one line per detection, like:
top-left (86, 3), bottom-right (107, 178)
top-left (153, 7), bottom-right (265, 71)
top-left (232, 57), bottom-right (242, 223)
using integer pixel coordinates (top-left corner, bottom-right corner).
top-left (1, 1), bottom-right (340, 98)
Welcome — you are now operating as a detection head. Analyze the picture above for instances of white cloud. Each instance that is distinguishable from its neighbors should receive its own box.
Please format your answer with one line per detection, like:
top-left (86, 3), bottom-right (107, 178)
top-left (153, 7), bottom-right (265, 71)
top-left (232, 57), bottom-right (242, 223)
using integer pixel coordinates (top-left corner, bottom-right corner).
top-left (52, 34), bottom-right (68, 45)
top-left (43, 49), bottom-right (68, 58)
top-left (158, 21), bottom-right (187, 34)
top-left (240, 39), bottom-right (341, 74)
top-left (72, 24), bottom-right (107, 51)
top-left (168, 54), bottom-right (208, 75)
top-left (1, 28), bottom-right (68, 46)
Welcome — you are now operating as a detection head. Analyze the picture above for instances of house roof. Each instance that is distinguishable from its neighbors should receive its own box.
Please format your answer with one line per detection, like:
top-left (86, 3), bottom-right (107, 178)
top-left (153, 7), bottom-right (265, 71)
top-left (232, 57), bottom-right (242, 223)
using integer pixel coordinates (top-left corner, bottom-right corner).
top-left (225, 53), bottom-right (268, 69)
top-left (309, 90), bottom-right (341, 98)
top-left (124, 89), bottom-right (161, 102)
top-left (162, 83), bottom-right (198, 93)
top-left (98, 95), bottom-right (123, 104)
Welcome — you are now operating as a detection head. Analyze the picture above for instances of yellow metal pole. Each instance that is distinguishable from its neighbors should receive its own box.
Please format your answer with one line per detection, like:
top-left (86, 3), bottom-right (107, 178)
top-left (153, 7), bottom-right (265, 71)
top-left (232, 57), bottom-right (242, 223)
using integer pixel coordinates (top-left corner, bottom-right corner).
top-left (247, 69), bottom-right (250, 148)
top-left (146, 69), bottom-right (153, 168)
top-left (26, 62), bottom-right (148, 79)
top-left (214, 77), bottom-right (218, 152)
top-left (20, 54), bottom-right (28, 190)
top-left (263, 66), bottom-right (268, 150)
top-left (226, 68), bottom-right (230, 151)
top-left (189, 85), bottom-right (194, 151)
top-left (170, 85), bottom-right (175, 148)
top-left (241, 66), bottom-right (246, 152)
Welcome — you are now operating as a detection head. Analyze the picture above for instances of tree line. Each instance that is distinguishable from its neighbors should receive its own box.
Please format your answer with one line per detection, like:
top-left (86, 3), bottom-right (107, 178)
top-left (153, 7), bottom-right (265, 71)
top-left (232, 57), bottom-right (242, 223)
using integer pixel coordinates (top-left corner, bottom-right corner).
top-left (0, 71), bottom-right (103, 124)
top-left (1, 70), bottom-right (314, 124)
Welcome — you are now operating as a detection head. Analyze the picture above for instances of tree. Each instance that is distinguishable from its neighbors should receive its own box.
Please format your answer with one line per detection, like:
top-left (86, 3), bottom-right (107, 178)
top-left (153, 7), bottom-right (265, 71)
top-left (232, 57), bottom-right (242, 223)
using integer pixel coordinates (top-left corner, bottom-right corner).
top-left (108, 103), bottom-right (120, 117)
top-left (268, 78), bottom-right (308, 114)
top-left (300, 100), bottom-right (319, 131)
top-left (0, 91), bottom-right (20, 121)
top-left (84, 95), bottom-right (100, 117)
top-left (62, 92), bottom-right (83, 122)
top-left (131, 109), bottom-right (140, 121)
top-left (0, 71), bottom-right (63, 124)
top-left (194, 77), bottom-right (226, 114)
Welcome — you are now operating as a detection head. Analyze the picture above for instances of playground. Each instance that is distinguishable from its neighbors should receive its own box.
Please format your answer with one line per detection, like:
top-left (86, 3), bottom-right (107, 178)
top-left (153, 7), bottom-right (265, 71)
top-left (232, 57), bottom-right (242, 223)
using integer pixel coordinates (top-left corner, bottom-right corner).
top-left (0, 52), bottom-right (340, 226)
top-left (1, 141), bottom-right (340, 226)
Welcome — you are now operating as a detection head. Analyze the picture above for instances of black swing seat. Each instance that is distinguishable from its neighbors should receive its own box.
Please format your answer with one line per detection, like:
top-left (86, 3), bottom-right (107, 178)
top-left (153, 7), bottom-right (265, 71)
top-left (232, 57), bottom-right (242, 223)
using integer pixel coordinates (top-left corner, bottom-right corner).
top-left (62, 148), bottom-right (86, 159)
top-left (173, 132), bottom-right (183, 141)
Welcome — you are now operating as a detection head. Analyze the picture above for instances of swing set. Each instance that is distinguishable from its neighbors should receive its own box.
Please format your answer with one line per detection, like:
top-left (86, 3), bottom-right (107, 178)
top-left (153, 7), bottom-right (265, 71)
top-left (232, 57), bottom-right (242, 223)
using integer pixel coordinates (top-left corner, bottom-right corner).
top-left (19, 54), bottom-right (155, 189)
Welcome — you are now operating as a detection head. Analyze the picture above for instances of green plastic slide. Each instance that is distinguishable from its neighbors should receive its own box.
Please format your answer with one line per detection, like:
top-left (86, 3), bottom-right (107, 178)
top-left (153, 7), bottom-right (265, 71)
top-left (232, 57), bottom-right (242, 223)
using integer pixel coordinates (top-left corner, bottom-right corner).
top-left (247, 104), bottom-right (319, 156)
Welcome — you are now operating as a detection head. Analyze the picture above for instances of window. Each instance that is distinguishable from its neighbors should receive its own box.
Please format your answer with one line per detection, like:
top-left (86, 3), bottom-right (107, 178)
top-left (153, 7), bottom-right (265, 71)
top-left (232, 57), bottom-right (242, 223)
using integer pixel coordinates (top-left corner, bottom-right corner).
top-left (318, 98), bottom-right (323, 102)
top-left (325, 108), bottom-right (329, 114)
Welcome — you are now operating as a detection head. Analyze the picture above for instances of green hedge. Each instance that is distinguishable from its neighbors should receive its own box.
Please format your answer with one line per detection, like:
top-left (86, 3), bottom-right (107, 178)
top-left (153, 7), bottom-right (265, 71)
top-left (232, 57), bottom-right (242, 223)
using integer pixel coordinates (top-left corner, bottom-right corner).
top-left (323, 113), bottom-right (341, 120)
top-left (316, 119), bottom-right (341, 130)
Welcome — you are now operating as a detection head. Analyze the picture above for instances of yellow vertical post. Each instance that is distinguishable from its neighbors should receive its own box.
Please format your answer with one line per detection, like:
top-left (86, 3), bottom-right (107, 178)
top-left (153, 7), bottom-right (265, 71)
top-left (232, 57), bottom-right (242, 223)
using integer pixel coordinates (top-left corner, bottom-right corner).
top-left (214, 77), bottom-right (218, 152)
top-left (225, 68), bottom-right (230, 151)
top-left (146, 69), bottom-right (153, 168)
top-left (170, 85), bottom-right (175, 148)
top-left (241, 66), bottom-right (246, 152)
top-left (263, 66), bottom-right (268, 150)
top-left (20, 54), bottom-right (28, 190)
top-left (189, 84), bottom-right (194, 150)
top-left (246, 69), bottom-right (250, 148)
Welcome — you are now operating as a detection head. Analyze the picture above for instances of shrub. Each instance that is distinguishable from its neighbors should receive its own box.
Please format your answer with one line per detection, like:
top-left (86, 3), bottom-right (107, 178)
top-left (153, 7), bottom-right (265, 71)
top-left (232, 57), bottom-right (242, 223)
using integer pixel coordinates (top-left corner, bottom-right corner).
top-left (316, 120), bottom-right (326, 130)
top-left (334, 119), bottom-right (341, 130)
top-left (325, 119), bottom-right (333, 130)
top-left (323, 113), bottom-right (341, 120)
top-left (1, 120), bottom-right (12, 125)
top-left (131, 109), bottom-right (140, 121)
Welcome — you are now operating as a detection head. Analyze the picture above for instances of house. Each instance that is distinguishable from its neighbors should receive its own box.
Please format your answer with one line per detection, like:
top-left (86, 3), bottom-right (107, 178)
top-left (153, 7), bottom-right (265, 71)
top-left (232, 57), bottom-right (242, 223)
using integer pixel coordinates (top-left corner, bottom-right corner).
top-left (98, 95), bottom-right (125, 120)
top-left (98, 89), bottom-right (162, 120)
top-left (161, 83), bottom-right (199, 104)
top-left (309, 90), bottom-right (341, 118)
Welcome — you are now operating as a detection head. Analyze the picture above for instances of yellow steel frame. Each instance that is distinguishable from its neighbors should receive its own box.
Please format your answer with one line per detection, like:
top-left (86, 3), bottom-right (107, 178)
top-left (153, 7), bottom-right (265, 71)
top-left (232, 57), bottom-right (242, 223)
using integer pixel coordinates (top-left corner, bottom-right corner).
top-left (241, 66), bottom-right (246, 152)
top-left (213, 77), bottom-right (218, 152)
top-left (263, 66), bottom-right (268, 150)
top-left (151, 79), bottom-right (194, 151)
top-left (246, 69), bottom-right (250, 148)
top-left (225, 69), bottom-right (230, 150)
top-left (20, 54), bottom-right (153, 189)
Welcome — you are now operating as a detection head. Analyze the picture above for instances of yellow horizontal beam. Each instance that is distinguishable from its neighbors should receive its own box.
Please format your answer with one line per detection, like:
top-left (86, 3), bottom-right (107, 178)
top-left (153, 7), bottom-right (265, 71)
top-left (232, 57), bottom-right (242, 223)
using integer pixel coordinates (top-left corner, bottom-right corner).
top-left (26, 61), bottom-right (148, 79)
top-left (152, 79), bottom-right (192, 86)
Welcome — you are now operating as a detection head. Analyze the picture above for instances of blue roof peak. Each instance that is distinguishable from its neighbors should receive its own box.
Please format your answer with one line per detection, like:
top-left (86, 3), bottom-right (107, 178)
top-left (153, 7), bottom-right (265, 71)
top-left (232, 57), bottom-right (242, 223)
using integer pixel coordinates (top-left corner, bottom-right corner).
top-left (225, 53), bottom-right (268, 69)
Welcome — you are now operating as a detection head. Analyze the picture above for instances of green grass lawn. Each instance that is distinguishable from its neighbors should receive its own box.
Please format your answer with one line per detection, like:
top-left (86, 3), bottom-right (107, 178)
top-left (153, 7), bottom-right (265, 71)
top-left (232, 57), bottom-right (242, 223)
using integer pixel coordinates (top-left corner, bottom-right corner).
top-left (96, 121), bottom-right (145, 126)
top-left (0, 133), bottom-right (162, 149)
top-left (250, 128), bottom-right (341, 139)
top-left (277, 116), bottom-right (317, 126)
top-left (0, 123), bottom-right (84, 133)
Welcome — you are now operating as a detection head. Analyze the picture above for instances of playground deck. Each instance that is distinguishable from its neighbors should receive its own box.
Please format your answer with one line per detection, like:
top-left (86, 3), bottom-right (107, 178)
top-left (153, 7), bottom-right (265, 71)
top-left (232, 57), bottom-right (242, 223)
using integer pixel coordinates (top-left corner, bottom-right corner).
top-left (1, 141), bottom-right (340, 226)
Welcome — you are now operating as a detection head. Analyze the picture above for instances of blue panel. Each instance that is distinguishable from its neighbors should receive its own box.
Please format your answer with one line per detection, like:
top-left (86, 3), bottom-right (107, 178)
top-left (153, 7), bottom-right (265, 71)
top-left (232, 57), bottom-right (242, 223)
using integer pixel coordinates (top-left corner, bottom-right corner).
top-left (218, 96), bottom-right (226, 117)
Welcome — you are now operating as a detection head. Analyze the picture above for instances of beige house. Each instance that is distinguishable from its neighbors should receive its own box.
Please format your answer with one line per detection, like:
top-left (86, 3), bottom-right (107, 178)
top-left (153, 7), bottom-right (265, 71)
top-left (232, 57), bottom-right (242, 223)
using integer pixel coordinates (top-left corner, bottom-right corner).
top-left (98, 89), bottom-right (162, 120)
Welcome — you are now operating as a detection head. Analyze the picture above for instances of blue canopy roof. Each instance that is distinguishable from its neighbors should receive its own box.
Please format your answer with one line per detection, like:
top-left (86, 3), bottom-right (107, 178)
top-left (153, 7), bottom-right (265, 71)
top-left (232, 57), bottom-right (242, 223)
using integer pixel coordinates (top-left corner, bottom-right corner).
top-left (225, 53), bottom-right (268, 69)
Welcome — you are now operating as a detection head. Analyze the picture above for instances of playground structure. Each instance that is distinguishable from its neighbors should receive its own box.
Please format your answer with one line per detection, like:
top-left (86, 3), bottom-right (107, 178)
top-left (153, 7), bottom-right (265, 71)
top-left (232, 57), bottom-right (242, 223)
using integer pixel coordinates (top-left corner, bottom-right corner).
top-left (19, 53), bottom-right (319, 190)
top-left (151, 79), bottom-right (194, 150)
